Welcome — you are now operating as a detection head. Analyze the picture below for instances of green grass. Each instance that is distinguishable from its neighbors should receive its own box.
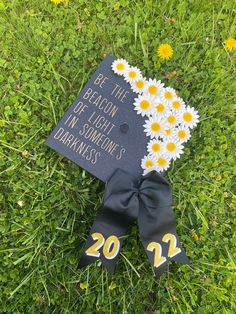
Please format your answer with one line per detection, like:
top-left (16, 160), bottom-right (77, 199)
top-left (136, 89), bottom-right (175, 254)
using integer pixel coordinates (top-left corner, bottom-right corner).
top-left (0, 0), bottom-right (235, 313)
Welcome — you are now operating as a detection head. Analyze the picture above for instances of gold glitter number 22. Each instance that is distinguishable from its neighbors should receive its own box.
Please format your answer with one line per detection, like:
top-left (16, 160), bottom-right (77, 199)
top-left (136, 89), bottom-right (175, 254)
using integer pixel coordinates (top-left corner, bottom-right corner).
top-left (147, 233), bottom-right (182, 268)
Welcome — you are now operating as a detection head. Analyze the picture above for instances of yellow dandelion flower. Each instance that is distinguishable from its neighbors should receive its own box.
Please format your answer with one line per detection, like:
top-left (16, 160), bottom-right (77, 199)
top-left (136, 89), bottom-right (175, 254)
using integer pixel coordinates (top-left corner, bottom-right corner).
top-left (157, 44), bottom-right (173, 60)
top-left (51, 0), bottom-right (63, 4)
top-left (224, 37), bottom-right (236, 51)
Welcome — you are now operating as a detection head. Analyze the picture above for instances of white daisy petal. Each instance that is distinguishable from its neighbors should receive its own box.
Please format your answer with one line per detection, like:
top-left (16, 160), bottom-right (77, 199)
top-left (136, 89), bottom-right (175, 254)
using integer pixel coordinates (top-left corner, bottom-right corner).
top-left (141, 155), bottom-right (156, 175)
top-left (170, 97), bottom-right (186, 113)
top-left (147, 139), bottom-right (165, 156)
top-left (130, 76), bottom-right (147, 94)
top-left (161, 87), bottom-right (177, 103)
top-left (173, 125), bottom-right (191, 143)
top-left (145, 79), bottom-right (165, 97)
top-left (143, 115), bottom-right (168, 139)
top-left (133, 94), bottom-right (154, 117)
top-left (124, 66), bottom-right (142, 83)
top-left (163, 137), bottom-right (184, 160)
top-left (155, 154), bottom-right (171, 172)
top-left (178, 105), bottom-right (199, 129)
top-left (111, 58), bottom-right (129, 75)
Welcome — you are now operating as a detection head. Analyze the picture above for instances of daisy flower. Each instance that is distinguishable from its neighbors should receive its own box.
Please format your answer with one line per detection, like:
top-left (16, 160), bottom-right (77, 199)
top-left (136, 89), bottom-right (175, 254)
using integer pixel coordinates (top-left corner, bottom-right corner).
top-left (131, 76), bottom-right (147, 94)
top-left (124, 66), bottom-right (141, 83)
top-left (145, 79), bottom-right (164, 97)
top-left (224, 37), bottom-right (236, 51)
top-left (143, 115), bottom-right (167, 139)
top-left (163, 138), bottom-right (184, 160)
top-left (157, 44), bottom-right (173, 60)
top-left (173, 126), bottom-right (191, 143)
top-left (162, 127), bottom-right (174, 140)
top-left (133, 94), bottom-right (154, 117)
top-left (178, 105), bottom-right (199, 129)
top-left (165, 111), bottom-right (180, 128)
top-left (152, 98), bottom-right (170, 117)
top-left (141, 155), bottom-right (156, 175)
top-left (156, 154), bottom-right (171, 172)
top-left (111, 59), bottom-right (129, 76)
top-left (170, 97), bottom-right (186, 113)
top-left (162, 87), bottom-right (177, 103)
top-left (147, 139), bottom-right (164, 156)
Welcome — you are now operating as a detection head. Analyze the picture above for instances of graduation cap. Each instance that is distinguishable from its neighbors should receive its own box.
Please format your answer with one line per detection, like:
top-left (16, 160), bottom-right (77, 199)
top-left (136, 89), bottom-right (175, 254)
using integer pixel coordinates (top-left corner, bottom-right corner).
top-left (45, 54), bottom-right (148, 182)
top-left (45, 54), bottom-right (199, 277)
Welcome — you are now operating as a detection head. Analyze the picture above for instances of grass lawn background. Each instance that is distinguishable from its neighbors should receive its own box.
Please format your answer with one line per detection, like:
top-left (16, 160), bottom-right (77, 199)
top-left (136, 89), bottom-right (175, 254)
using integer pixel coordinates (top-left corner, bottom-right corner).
top-left (0, 0), bottom-right (235, 313)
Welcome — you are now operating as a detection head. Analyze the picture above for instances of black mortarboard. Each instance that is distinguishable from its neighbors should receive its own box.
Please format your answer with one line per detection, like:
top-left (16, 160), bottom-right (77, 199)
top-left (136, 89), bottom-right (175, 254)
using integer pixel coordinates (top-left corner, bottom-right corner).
top-left (45, 54), bottom-right (148, 182)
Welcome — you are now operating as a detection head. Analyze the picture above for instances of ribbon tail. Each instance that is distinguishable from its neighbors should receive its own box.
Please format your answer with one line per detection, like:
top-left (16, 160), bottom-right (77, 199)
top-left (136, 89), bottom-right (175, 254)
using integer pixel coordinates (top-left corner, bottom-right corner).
top-left (139, 210), bottom-right (189, 278)
top-left (140, 233), bottom-right (189, 278)
top-left (77, 208), bottom-right (132, 274)
top-left (137, 172), bottom-right (189, 278)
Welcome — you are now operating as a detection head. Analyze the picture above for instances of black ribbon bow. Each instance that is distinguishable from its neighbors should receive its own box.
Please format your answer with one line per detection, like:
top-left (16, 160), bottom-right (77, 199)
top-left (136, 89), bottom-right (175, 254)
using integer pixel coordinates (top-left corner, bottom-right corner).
top-left (78, 168), bottom-right (189, 277)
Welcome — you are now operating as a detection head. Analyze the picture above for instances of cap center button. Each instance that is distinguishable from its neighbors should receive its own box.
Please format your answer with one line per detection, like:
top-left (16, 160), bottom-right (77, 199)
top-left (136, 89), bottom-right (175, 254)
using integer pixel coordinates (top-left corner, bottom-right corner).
top-left (120, 123), bottom-right (129, 134)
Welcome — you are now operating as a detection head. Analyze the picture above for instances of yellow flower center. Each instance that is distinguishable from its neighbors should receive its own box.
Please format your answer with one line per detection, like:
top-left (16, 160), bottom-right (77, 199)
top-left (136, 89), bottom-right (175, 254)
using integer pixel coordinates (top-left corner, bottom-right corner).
top-left (140, 100), bottom-right (150, 110)
top-left (116, 63), bottom-right (125, 71)
top-left (165, 128), bottom-right (172, 135)
top-left (157, 157), bottom-right (167, 167)
top-left (165, 91), bottom-right (173, 100)
top-left (178, 130), bottom-right (186, 139)
top-left (183, 112), bottom-right (193, 122)
top-left (151, 123), bottom-right (161, 132)
top-left (145, 160), bottom-right (154, 168)
top-left (148, 85), bottom-right (158, 95)
top-left (136, 80), bottom-right (144, 89)
top-left (152, 143), bottom-right (161, 152)
top-left (167, 115), bottom-right (176, 124)
top-left (156, 103), bottom-right (165, 112)
top-left (165, 129), bottom-right (172, 135)
top-left (128, 71), bottom-right (137, 79)
top-left (166, 142), bottom-right (176, 152)
top-left (173, 101), bottom-right (181, 109)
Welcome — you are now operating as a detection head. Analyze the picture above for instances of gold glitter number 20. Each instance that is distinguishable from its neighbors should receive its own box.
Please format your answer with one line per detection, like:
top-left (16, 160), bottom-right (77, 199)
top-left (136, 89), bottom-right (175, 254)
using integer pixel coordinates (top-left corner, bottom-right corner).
top-left (85, 232), bottom-right (120, 260)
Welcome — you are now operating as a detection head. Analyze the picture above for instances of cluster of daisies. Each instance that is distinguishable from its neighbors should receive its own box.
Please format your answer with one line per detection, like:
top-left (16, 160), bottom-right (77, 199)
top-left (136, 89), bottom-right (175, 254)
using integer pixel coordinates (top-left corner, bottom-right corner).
top-left (111, 58), bottom-right (199, 175)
